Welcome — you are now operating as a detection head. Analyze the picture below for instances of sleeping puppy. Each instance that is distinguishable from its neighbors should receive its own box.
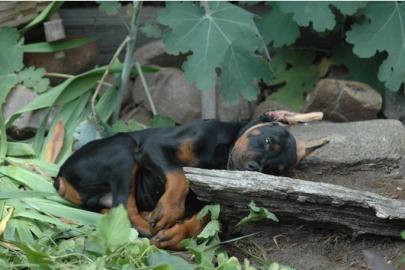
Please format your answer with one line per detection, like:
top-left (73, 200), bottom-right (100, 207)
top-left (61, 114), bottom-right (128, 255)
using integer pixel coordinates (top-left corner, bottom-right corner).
top-left (54, 111), bottom-right (328, 249)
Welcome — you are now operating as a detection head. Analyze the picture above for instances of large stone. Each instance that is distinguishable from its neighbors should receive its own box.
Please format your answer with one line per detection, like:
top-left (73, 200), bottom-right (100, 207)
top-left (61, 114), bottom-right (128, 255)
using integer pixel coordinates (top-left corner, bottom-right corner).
top-left (24, 37), bottom-right (98, 84)
top-left (290, 119), bottom-right (405, 199)
top-left (132, 67), bottom-right (253, 124)
top-left (133, 40), bottom-right (187, 68)
top-left (3, 85), bottom-right (57, 135)
top-left (301, 79), bottom-right (382, 122)
top-left (383, 89), bottom-right (405, 124)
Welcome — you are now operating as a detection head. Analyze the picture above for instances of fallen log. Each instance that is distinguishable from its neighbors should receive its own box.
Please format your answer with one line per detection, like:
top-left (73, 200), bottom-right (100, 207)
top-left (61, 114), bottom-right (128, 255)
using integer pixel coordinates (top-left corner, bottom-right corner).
top-left (184, 167), bottom-right (405, 237)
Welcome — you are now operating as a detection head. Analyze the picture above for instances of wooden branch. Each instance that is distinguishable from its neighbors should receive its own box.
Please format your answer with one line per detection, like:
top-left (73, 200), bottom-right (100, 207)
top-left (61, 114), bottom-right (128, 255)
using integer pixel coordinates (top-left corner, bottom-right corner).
top-left (184, 167), bottom-right (405, 237)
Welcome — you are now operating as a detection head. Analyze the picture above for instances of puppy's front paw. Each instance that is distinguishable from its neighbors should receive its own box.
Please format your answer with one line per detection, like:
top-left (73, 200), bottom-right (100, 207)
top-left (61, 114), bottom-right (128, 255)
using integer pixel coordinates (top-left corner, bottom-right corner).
top-left (149, 201), bottom-right (185, 235)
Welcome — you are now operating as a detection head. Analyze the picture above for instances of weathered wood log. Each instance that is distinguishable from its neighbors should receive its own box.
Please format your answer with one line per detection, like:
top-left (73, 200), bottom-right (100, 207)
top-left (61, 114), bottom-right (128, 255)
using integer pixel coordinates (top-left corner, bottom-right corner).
top-left (184, 167), bottom-right (405, 237)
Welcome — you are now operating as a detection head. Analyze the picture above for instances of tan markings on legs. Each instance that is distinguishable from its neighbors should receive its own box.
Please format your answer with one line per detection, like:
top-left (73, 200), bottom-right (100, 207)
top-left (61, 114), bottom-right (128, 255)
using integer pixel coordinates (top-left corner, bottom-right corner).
top-left (149, 170), bottom-right (189, 234)
top-left (127, 163), bottom-right (151, 237)
top-left (59, 177), bottom-right (82, 205)
top-left (151, 214), bottom-right (209, 250)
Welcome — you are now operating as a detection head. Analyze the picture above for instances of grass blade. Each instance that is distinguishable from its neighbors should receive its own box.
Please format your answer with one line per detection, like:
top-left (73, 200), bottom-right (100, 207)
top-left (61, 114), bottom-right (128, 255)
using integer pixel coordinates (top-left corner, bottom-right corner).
top-left (22, 37), bottom-right (97, 53)
top-left (0, 165), bottom-right (54, 192)
top-left (6, 142), bottom-right (36, 157)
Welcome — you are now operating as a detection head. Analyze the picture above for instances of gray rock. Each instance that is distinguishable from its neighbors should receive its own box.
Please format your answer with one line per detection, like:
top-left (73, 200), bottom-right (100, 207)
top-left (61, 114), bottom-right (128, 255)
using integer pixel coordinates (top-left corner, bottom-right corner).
top-left (133, 40), bottom-right (187, 68)
top-left (132, 67), bottom-right (253, 124)
top-left (3, 85), bottom-right (57, 133)
top-left (290, 119), bottom-right (405, 199)
top-left (302, 79), bottom-right (382, 122)
top-left (383, 89), bottom-right (405, 124)
top-left (24, 37), bottom-right (98, 85)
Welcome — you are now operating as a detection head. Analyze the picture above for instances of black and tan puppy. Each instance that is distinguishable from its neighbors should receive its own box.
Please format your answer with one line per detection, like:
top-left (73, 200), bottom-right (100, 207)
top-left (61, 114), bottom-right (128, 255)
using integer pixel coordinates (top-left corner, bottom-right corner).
top-left (54, 112), bottom-right (327, 249)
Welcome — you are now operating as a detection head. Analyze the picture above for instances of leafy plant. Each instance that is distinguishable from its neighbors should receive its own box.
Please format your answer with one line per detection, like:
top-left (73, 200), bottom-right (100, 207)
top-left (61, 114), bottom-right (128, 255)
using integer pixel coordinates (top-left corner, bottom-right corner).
top-left (158, 1), bottom-right (272, 104)
top-left (98, 1), bottom-right (121, 16)
top-left (237, 201), bottom-right (278, 227)
top-left (155, 1), bottom-right (405, 110)
top-left (277, 2), bottom-right (366, 32)
top-left (269, 49), bottom-right (319, 110)
top-left (0, 27), bottom-right (49, 101)
top-left (346, 2), bottom-right (405, 91)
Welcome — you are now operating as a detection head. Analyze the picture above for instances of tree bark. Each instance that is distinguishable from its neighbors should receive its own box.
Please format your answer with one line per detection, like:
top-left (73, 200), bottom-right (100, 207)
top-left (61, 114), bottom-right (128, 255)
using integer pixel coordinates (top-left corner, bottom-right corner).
top-left (184, 167), bottom-right (405, 237)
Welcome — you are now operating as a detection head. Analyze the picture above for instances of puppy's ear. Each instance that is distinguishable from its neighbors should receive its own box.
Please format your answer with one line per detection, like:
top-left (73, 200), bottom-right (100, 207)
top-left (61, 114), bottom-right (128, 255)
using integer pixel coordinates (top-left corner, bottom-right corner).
top-left (296, 138), bottom-right (329, 164)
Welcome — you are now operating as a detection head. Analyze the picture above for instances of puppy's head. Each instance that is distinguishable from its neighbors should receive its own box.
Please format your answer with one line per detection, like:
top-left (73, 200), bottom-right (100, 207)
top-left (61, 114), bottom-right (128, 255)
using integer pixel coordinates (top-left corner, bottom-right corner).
top-left (228, 121), bottom-right (328, 174)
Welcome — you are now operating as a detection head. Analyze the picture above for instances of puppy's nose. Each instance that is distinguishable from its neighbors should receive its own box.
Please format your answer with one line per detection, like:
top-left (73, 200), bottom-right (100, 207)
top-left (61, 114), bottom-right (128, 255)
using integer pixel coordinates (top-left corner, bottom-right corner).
top-left (245, 160), bottom-right (260, 171)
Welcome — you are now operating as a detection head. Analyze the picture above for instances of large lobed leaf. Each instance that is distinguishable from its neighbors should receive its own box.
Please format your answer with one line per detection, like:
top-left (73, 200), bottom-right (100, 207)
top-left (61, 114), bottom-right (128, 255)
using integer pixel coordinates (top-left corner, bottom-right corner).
top-left (0, 27), bottom-right (23, 75)
top-left (270, 49), bottom-right (319, 111)
top-left (158, 2), bottom-right (271, 104)
top-left (332, 45), bottom-right (385, 93)
top-left (278, 1), bottom-right (366, 32)
top-left (346, 2), bottom-right (405, 91)
top-left (96, 204), bottom-right (131, 252)
top-left (256, 3), bottom-right (300, 48)
top-left (0, 27), bottom-right (49, 101)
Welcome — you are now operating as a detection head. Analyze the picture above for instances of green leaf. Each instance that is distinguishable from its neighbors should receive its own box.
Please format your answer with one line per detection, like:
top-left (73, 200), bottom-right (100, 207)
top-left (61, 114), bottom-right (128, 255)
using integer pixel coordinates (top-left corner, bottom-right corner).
top-left (401, 230), bottom-right (405, 240)
top-left (17, 67), bottom-right (49, 93)
top-left (22, 37), bottom-right (96, 53)
top-left (96, 84), bottom-right (120, 123)
top-left (14, 209), bottom-right (75, 229)
top-left (6, 142), bottom-right (36, 157)
top-left (158, 2), bottom-right (271, 103)
top-left (181, 238), bottom-right (217, 267)
top-left (331, 45), bottom-right (385, 93)
top-left (0, 112), bottom-right (7, 160)
top-left (256, 4), bottom-right (300, 48)
top-left (19, 1), bottom-right (64, 35)
top-left (270, 49), bottom-right (318, 111)
top-left (147, 251), bottom-right (194, 270)
top-left (0, 74), bottom-right (18, 105)
top-left (17, 243), bottom-right (53, 270)
top-left (6, 157), bottom-right (59, 177)
top-left (0, 165), bottom-right (54, 192)
top-left (40, 93), bottom-right (90, 163)
top-left (0, 27), bottom-right (23, 75)
top-left (278, 2), bottom-right (336, 32)
top-left (331, 2), bottom-right (367, 16)
top-left (15, 220), bottom-right (35, 243)
top-left (236, 201), bottom-right (278, 227)
top-left (277, 1), bottom-right (366, 32)
top-left (96, 204), bottom-right (131, 252)
top-left (149, 115), bottom-right (175, 128)
top-left (346, 2), bottom-right (405, 91)
top-left (197, 220), bottom-right (221, 240)
top-left (141, 23), bottom-right (162, 38)
top-left (0, 191), bottom-right (54, 199)
top-left (24, 197), bottom-right (101, 226)
top-left (112, 119), bottom-right (145, 133)
top-left (33, 109), bottom-right (51, 155)
top-left (99, 1), bottom-right (121, 15)
top-left (6, 67), bottom-right (105, 127)
top-left (197, 204), bottom-right (220, 220)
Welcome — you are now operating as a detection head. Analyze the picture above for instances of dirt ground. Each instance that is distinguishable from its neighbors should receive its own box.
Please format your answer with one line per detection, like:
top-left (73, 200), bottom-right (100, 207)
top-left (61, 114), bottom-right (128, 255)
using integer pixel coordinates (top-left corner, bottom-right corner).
top-left (227, 222), bottom-right (405, 270)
